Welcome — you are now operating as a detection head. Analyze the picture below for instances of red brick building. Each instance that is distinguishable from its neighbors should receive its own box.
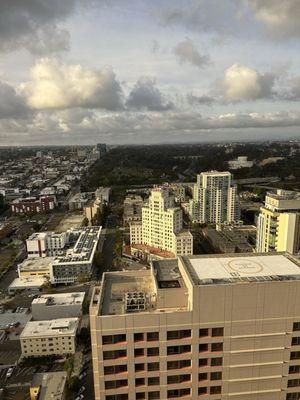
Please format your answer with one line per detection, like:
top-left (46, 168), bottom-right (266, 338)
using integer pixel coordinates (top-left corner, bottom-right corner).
top-left (11, 196), bottom-right (55, 214)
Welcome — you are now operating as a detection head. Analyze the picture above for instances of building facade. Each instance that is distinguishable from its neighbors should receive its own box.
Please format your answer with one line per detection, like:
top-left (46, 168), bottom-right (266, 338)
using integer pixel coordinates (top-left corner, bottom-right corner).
top-left (190, 171), bottom-right (240, 224)
top-left (256, 190), bottom-right (300, 254)
top-left (90, 253), bottom-right (300, 400)
top-left (130, 187), bottom-right (193, 257)
top-left (11, 196), bottom-right (55, 214)
top-left (26, 232), bottom-right (69, 258)
top-left (20, 318), bottom-right (78, 357)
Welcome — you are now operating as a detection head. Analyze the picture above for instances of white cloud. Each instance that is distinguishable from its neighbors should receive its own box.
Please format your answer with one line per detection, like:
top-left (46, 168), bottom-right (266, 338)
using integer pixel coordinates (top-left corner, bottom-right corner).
top-left (173, 38), bottom-right (210, 68)
top-left (23, 58), bottom-right (123, 110)
top-left (223, 64), bottom-right (275, 102)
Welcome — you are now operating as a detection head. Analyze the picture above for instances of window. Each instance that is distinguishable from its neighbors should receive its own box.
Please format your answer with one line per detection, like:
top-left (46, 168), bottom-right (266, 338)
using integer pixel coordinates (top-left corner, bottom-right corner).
top-left (167, 375), bottom-right (190, 384)
top-left (199, 329), bottom-right (209, 337)
top-left (211, 372), bottom-right (222, 380)
top-left (167, 360), bottom-right (191, 370)
top-left (147, 347), bottom-right (159, 357)
top-left (291, 352), bottom-right (300, 360)
top-left (148, 377), bottom-right (160, 386)
top-left (211, 357), bottom-right (223, 366)
top-left (199, 373), bottom-right (207, 381)
top-left (167, 345), bottom-right (191, 355)
top-left (288, 379), bottom-right (300, 387)
top-left (199, 359), bottom-right (208, 367)
top-left (135, 378), bottom-right (145, 387)
top-left (167, 330), bottom-right (191, 340)
top-left (136, 394), bottom-right (145, 400)
top-left (287, 394), bottom-right (300, 400)
top-left (148, 392), bottom-right (160, 400)
top-left (211, 343), bottom-right (223, 352)
top-left (212, 328), bottom-right (224, 337)
top-left (105, 380), bottom-right (128, 389)
top-left (148, 362), bottom-right (159, 371)
top-left (102, 334), bottom-right (126, 345)
top-left (104, 365), bottom-right (127, 375)
top-left (147, 332), bottom-right (159, 341)
top-left (106, 396), bottom-right (128, 400)
top-left (290, 366), bottom-right (300, 374)
top-left (134, 333), bottom-right (144, 342)
top-left (135, 364), bottom-right (145, 372)
top-left (134, 348), bottom-right (144, 357)
top-left (294, 323), bottom-right (300, 331)
top-left (199, 344), bottom-right (208, 352)
top-left (198, 387), bottom-right (207, 395)
top-left (292, 337), bottom-right (300, 346)
top-left (103, 350), bottom-right (127, 360)
top-left (210, 386), bottom-right (221, 394)
top-left (167, 389), bottom-right (190, 398)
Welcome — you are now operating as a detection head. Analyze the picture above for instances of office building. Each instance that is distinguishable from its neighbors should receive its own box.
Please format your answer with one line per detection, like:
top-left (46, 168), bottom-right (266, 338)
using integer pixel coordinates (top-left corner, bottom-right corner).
top-left (190, 171), bottom-right (240, 224)
top-left (21, 318), bottom-right (78, 357)
top-left (11, 196), bottom-right (55, 214)
top-left (130, 187), bottom-right (193, 258)
top-left (228, 156), bottom-right (254, 170)
top-left (31, 292), bottom-right (85, 320)
top-left (8, 276), bottom-right (47, 295)
top-left (256, 190), bottom-right (300, 254)
top-left (123, 195), bottom-right (143, 226)
top-left (17, 257), bottom-right (52, 279)
top-left (50, 226), bottom-right (101, 284)
top-left (90, 253), bottom-right (300, 400)
top-left (30, 372), bottom-right (67, 400)
top-left (26, 231), bottom-right (69, 258)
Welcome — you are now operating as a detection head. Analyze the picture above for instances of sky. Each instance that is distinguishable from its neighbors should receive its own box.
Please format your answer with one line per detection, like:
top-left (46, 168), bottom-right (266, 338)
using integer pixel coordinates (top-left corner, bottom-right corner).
top-left (0, 0), bottom-right (300, 146)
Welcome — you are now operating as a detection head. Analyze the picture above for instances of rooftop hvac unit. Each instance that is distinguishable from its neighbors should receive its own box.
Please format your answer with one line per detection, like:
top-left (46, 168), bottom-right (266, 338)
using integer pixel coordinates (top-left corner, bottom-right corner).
top-left (125, 291), bottom-right (146, 313)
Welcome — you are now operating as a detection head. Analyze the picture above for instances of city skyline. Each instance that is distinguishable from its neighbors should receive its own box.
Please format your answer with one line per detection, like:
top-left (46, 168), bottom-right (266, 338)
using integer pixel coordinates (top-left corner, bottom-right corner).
top-left (0, 0), bottom-right (300, 145)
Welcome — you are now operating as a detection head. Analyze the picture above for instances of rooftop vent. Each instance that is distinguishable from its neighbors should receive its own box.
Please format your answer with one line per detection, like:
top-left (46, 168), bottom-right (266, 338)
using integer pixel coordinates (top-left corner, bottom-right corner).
top-left (125, 291), bottom-right (146, 313)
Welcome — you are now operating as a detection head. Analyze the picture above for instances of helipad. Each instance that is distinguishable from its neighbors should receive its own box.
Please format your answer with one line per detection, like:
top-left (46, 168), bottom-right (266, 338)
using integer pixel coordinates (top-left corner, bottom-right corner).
top-left (187, 254), bottom-right (300, 281)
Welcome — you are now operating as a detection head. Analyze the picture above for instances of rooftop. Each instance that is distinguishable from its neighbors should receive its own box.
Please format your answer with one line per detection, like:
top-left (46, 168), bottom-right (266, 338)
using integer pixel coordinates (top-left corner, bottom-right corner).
top-left (32, 292), bottom-right (85, 306)
top-left (18, 257), bottom-right (53, 272)
top-left (9, 276), bottom-right (47, 289)
top-left (31, 372), bottom-right (67, 400)
top-left (131, 243), bottom-right (175, 258)
top-left (183, 253), bottom-right (300, 285)
top-left (267, 189), bottom-right (300, 201)
top-left (21, 318), bottom-right (78, 338)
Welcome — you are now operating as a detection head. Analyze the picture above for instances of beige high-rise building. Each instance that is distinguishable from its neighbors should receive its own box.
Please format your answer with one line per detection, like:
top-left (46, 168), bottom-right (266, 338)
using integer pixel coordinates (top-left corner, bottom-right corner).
top-left (130, 187), bottom-right (193, 258)
top-left (90, 253), bottom-right (300, 400)
top-left (190, 171), bottom-right (240, 224)
top-left (256, 190), bottom-right (300, 254)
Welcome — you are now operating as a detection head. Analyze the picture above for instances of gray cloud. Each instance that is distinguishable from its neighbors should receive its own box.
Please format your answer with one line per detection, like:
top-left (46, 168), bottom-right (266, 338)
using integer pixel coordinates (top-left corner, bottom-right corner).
top-left (173, 38), bottom-right (210, 68)
top-left (247, 0), bottom-right (300, 38)
top-left (0, 0), bottom-right (80, 54)
top-left (187, 94), bottom-right (214, 105)
top-left (126, 78), bottom-right (174, 111)
top-left (0, 81), bottom-right (29, 119)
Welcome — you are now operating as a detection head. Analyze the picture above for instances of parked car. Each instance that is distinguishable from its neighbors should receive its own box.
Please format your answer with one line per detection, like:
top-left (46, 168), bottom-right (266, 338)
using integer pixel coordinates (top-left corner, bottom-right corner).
top-left (6, 367), bottom-right (14, 378)
top-left (75, 395), bottom-right (84, 400)
top-left (77, 386), bottom-right (86, 395)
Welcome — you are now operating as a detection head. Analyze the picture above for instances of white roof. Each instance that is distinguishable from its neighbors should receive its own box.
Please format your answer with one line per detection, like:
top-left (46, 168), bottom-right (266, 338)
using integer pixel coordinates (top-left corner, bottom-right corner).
top-left (32, 292), bottom-right (85, 306)
top-left (189, 254), bottom-right (300, 282)
top-left (21, 318), bottom-right (78, 338)
top-left (9, 277), bottom-right (47, 289)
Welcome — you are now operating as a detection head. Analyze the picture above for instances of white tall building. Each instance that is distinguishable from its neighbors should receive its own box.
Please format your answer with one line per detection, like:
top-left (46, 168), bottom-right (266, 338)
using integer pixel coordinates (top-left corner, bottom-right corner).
top-left (130, 187), bottom-right (193, 257)
top-left (26, 232), bottom-right (69, 258)
top-left (256, 190), bottom-right (300, 254)
top-left (190, 171), bottom-right (240, 224)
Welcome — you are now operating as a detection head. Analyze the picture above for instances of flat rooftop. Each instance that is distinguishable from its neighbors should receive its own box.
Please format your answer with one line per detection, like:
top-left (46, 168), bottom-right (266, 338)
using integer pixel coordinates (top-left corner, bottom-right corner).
top-left (32, 292), bottom-right (85, 306)
top-left (21, 318), bottom-right (78, 338)
top-left (18, 257), bottom-right (53, 271)
top-left (183, 254), bottom-right (300, 285)
top-left (9, 276), bottom-right (47, 289)
top-left (31, 372), bottom-right (67, 400)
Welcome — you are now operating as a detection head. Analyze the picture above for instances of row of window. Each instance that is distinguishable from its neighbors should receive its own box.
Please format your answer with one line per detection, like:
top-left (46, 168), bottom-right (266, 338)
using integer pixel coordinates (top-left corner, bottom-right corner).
top-left (102, 328), bottom-right (224, 345)
top-left (287, 394), bottom-right (300, 400)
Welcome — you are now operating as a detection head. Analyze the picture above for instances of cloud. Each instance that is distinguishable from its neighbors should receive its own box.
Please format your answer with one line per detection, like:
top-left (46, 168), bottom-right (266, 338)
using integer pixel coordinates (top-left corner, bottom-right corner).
top-left (0, 81), bottom-right (29, 119)
top-left (187, 93), bottom-right (214, 105)
top-left (126, 77), bottom-right (174, 111)
top-left (0, 0), bottom-right (82, 54)
top-left (247, 0), bottom-right (300, 38)
top-left (173, 38), bottom-right (210, 68)
top-left (23, 58), bottom-right (123, 110)
top-left (223, 64), bottom-right (275, 102)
